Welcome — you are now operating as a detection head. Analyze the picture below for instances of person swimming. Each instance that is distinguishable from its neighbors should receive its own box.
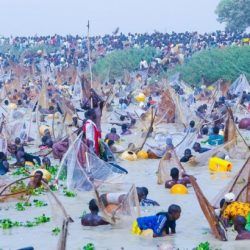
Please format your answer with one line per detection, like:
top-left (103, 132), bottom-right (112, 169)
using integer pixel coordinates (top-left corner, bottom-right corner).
top-left (184, 121), bottom-right (196, 133)
top-left (165, 168), bottom-right (191, 189)
top-left (132, 204), bottom-right (181, 237)
top-left (180, 149), bottom-right (193, 163)
top-left (100, 186), bottom-right (159, 208)
top-left (28, 170), bottom-right (46, 189)
top-left (105, 128), bottom-right (120, 142)
top-left (207, 126), bottom-right (224, 146)
top-left (147, 137), bottom-right (174, 159)
top-left (220, 193), bottom-right (250, 228)
top-left (0, 152), bottom-right (9, 175)
top-left (192, 142), bottom-right (210, 153)
top-left (121, 124), bottom-right (132, 135)
top-left (81, 199), bottom-right (109, 226)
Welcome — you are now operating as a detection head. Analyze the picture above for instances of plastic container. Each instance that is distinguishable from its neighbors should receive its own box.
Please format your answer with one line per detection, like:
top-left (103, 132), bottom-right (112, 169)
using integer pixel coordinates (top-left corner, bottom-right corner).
top-left (209, 157), bottom-right (232, 172)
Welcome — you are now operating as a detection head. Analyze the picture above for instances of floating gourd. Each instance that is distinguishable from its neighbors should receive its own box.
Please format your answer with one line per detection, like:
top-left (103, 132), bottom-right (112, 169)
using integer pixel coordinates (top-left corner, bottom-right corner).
top-left (39, 125), bottom-right (51, 136)
top-left (121, 151), bottom-right (137, 161)
top-left (137, 150), bottom-right (148, 159)
top-left (170, 184), bottom-right (188, 195)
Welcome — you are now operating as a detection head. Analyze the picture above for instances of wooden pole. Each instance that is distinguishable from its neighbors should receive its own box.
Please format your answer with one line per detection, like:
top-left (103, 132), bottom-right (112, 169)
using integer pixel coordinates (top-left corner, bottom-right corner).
top-left (87, 20), bottom-right (93, 108)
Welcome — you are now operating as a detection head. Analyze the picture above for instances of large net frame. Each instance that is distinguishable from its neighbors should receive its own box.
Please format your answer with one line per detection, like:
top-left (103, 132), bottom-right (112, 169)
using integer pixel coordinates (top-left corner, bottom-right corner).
top-left (169, 87), bottom-right (199, 127)
top-left (94, 183), bottom-right (140, 224)
top-left (157, 149), bottom-right (183, 185)
top-left (189, 176), bottom-right (227, 241)
top-left (56, 132), bottom-right (126, 191)
top-left (229, 74), bottom-right (250, 96)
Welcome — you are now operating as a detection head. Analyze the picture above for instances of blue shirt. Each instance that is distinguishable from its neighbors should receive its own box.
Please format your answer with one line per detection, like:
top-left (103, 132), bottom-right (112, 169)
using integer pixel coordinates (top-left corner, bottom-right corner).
top-left (198, 147), bottom-right (210, 153)
top-left (137, 213), bottom-right (175, 236)
top-left (208, 134), bottom-right (224, 145)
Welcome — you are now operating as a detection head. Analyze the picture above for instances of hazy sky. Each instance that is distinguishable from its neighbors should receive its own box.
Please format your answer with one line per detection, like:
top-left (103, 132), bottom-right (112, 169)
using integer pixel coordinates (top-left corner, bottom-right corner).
top-left (0, 0), bottom-right (224, 36)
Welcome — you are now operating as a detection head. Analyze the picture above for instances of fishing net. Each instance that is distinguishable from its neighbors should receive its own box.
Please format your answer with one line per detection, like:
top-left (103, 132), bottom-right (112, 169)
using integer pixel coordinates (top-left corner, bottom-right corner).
top-left (175, 131), bottom-right (197, 157)
top-left (212, 157), bottom-right (250, 208)
top-left (94, 183), bottom-right (140, 224)
top-left (72, 74), bottom-right (83, 101)
top-left (229, 74), bottom-right (250, 96)
top-left (189, 176), bottom-right (227, 241)
top-left (56, 133), bottom-right (125, 191)
top-left (38, 82), bottom-right (49, 110)
top-left (179, 80), bottom-right (193, 94)
top-left (157, 150), bottom-right (181, 185)
top-left (157, 90), bottom-right (175, 123)
top-left (225, 113), bottom-right (250, 159)
top-left (169, 87), bottom-right (198, 127)
top-left (0, 176), bottom-right (32, 202)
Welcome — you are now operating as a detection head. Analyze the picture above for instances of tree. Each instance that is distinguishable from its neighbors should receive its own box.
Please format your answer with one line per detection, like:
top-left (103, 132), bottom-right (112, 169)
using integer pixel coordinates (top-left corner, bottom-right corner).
top-left (215, 0), bottom-right (250, 32)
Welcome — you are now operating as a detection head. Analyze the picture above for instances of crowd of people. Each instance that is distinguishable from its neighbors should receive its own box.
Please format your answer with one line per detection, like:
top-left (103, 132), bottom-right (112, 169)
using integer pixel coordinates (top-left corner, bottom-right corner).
top-left (0, 28), bottom-right (250, 249)
top-left (0, 30), bottom-right (249, 76)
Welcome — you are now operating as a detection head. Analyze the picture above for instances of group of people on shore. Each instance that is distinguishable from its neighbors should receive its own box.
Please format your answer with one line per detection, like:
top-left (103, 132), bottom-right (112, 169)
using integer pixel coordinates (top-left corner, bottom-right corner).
top-left (1, 30), bottom-right (249, 79)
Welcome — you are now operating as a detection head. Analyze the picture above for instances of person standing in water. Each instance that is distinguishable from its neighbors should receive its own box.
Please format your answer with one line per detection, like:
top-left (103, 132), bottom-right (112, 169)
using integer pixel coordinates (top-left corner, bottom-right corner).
top-left (82, 109), bottom-right (101, 155)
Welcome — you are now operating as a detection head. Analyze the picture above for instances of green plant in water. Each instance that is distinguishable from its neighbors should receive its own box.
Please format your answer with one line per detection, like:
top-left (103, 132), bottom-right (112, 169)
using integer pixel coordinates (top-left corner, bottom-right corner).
top-left (0, 214), bottom-right (50, 230)
top-left (15, 202), bottom-right (25, 211)
top-left (33, 199), bottom-right (47, 207)
top-left (194, 241), bottom-right (211, 250)
top-left (34, 214), bottom-right (50, 224)
top-left (50, 185), bottom-right (58, 192)
top-left (63, 189), bottom-right (76, 197)
top-left (10, 181), bottom-right (26, 193)
top-left (30, 187), bottom-right (45, 196)
top-left (12, 167), bottom-right (29, 177)
top-left (0, 219), bottom-right (21, 229)
top-left (46, 165), bottom-right (58, 176)
top-left (52, 227), bottom-right (61, 236)
top-left (83, 243), bottom-right (95, 250)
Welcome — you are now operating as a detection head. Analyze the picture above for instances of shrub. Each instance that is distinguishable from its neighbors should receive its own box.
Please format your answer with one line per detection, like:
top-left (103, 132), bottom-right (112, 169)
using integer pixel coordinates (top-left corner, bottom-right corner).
top-left (93, 47), bottom-right (157, 81)
top-left (168, 46), bottom-right (250, 86)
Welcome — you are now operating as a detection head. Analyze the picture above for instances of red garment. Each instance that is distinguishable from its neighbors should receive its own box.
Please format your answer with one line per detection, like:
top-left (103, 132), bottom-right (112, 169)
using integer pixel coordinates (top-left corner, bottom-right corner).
top-left (82, 120), bottom-right (100, 155)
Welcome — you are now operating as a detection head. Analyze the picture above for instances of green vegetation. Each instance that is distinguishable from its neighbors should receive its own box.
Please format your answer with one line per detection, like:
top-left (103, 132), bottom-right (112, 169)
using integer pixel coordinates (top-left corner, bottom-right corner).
top-left (15, 202), bottom-right (32, 211)
top-left (83, 243), bottom-right (95, 250)
top-left (30, 187), bottom-right (45, 196)
top-left (52, 227), bottom-right (61, 236)
top-left (216, 0), bottom-right (250, 32)
top-left (168, 46), bottom-right (250, 85)
top-left (12, 167), bottom-right (29, 177)
top-left (46, 165), bottom-right (59, 176)
top-left (63, 189), bottom-right (76, 197)
top-left (194, 242), bottom-right (211, 250)
top-left (0, 214), bottom-right (50, 229)
top-left (93, 47), bottom-right (157, 81)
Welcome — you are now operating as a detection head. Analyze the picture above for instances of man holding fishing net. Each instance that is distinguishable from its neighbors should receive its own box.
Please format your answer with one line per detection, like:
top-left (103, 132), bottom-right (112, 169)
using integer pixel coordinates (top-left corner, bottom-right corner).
top-left (82, 109), bottom-right (101, 156)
